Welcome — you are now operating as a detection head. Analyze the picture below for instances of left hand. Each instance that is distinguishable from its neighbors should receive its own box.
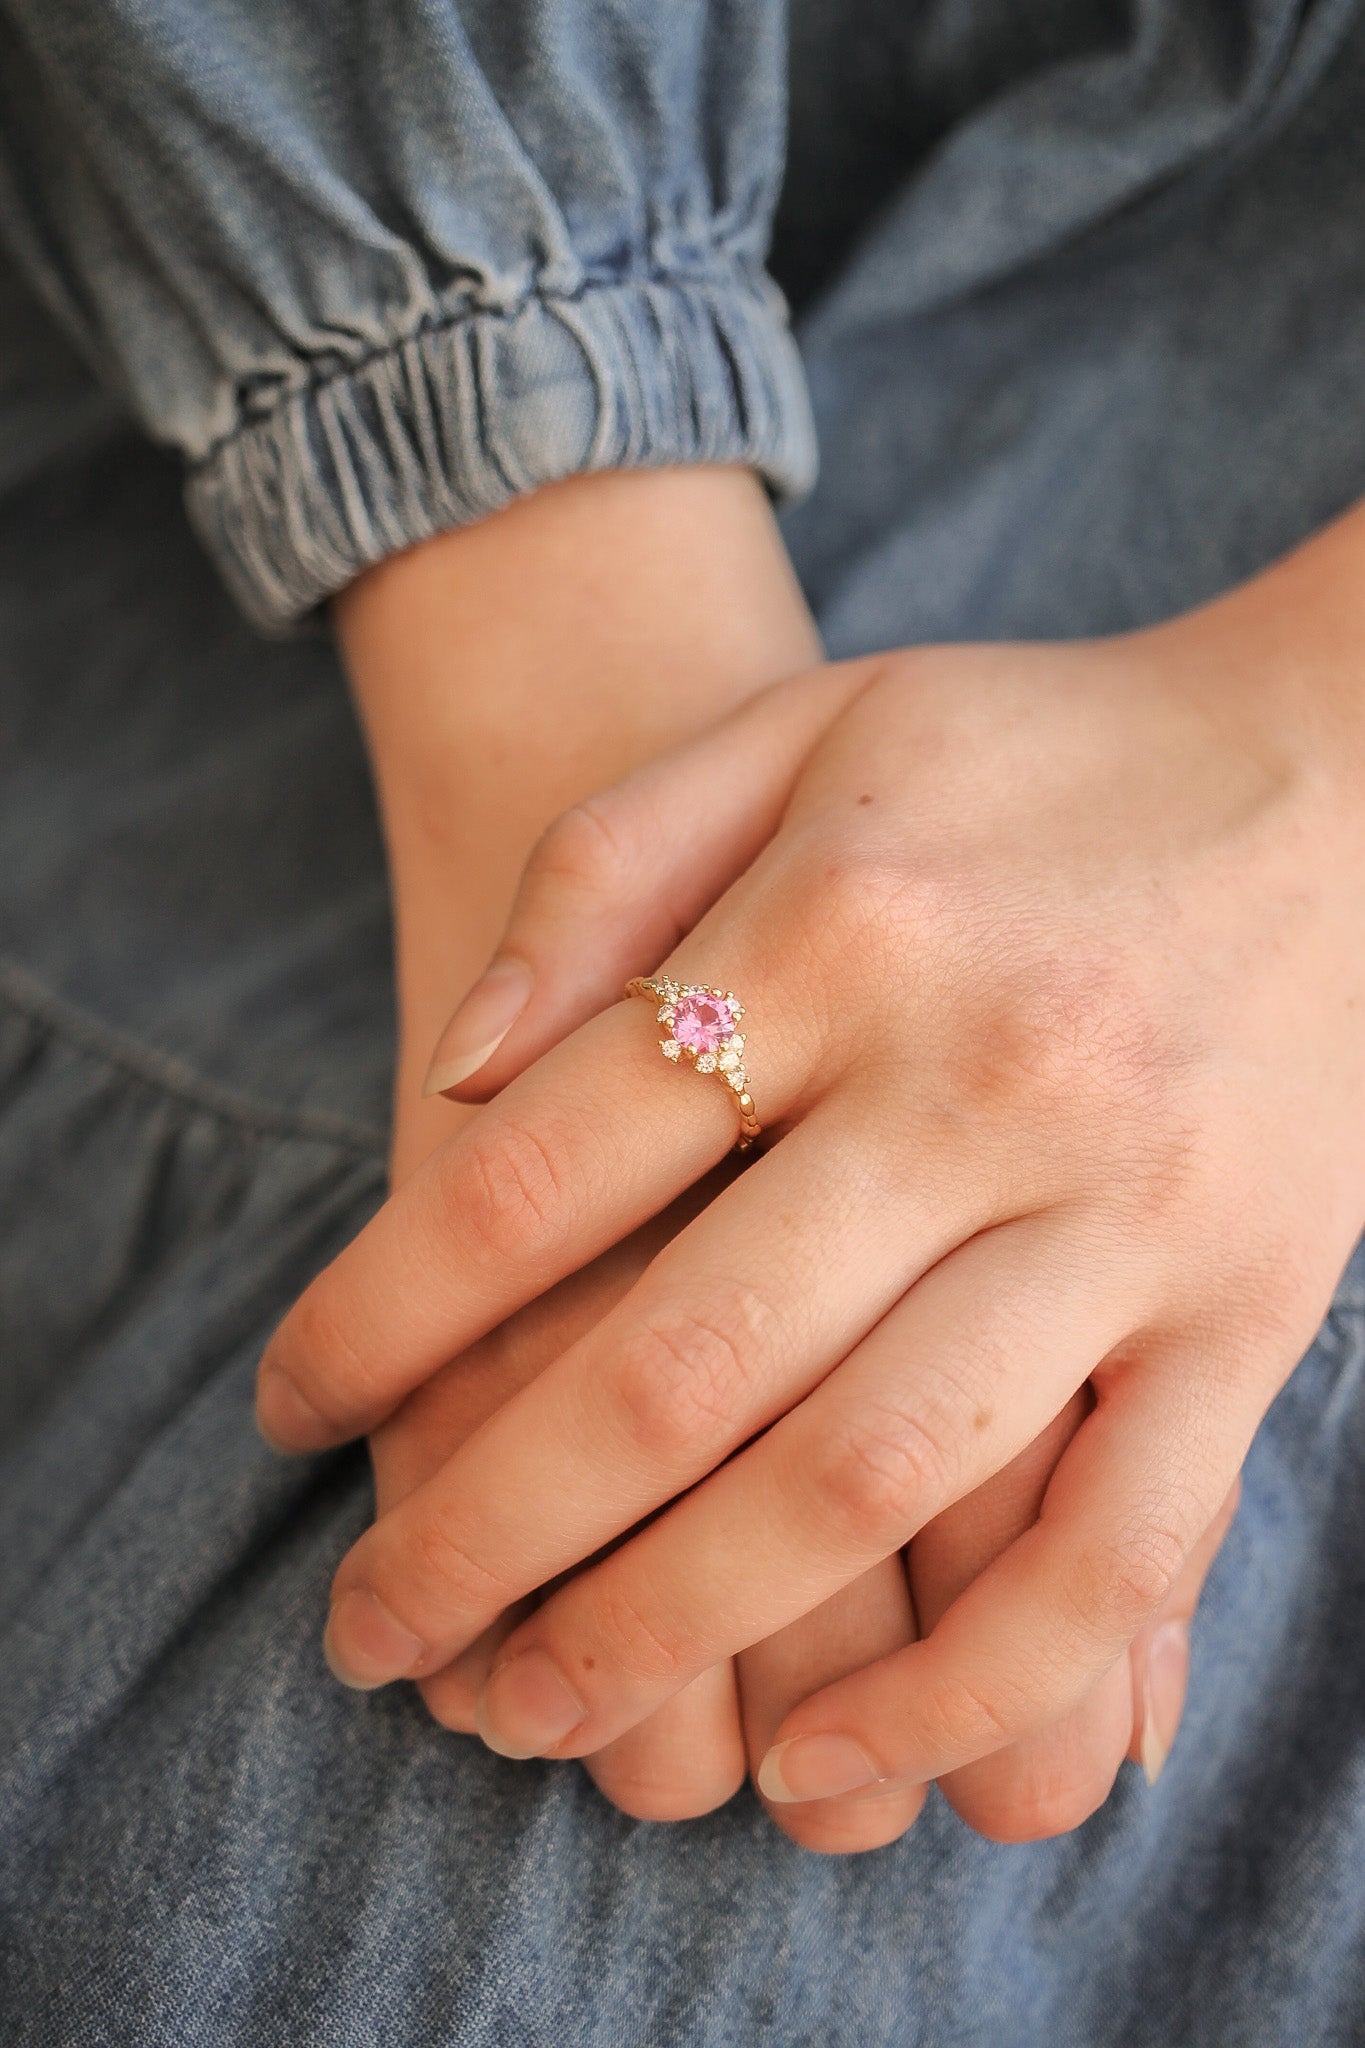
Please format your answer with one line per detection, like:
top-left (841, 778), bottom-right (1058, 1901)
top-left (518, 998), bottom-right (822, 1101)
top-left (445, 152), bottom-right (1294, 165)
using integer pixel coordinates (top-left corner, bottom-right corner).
top-left (268, 505), bottom-right (1365, 1803)
top-left (371, 1188), bottom-right (1232, 1847)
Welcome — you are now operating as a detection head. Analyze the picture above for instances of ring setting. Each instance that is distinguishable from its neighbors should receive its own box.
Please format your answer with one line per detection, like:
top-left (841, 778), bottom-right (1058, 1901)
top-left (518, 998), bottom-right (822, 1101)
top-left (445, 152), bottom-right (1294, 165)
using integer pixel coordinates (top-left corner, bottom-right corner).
top-left (625, 976), bottom-right (760, 1149)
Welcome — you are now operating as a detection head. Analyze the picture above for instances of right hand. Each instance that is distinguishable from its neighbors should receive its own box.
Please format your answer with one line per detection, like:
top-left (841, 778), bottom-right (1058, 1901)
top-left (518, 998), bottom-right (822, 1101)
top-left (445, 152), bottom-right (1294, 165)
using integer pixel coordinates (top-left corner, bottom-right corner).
top-left (272, 585), bottom-right (1350, 1802)
top-left (374, 947), bottom-right (1237, 1854)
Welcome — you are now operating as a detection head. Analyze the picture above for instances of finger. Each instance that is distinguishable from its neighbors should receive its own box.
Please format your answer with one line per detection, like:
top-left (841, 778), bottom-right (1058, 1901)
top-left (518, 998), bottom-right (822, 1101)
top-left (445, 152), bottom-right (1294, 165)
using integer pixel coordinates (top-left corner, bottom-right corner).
top-left (580, 1662), bottom-right (748, 1823)
top-left (421, 663), bottom-right (871, 1102)
top-left (911, 1395), bottom-right (1091, 1607)
top-left (422, 1568), bottom-right (750, 1820)
top-left (737, 1557), bottom-right (927, 1855)
top-left (940, 1657), bottom-right (1136, 1842)
top-left (1125, 1474), bottom-right (1240, 1784)
top-left (368, 1173), bottom-right (725, 1513)
top-left (466, 1213), bottom-right (1137, 1759)
top-left (926, 1473), bottom-right (1238, 1838)
top-left (912, 1392), bottom-right (1136, 1841)
top-left (417, 1601), bottom-right (537, 1735)
top-left (756, 1345), bottom-right (1259, 1800)
top-left (322, 1102), bottom-right (990, 1689)
top-left (257, 894), bottom-right (832, 1455)
top-left (422, 1548), bottom-right (751, 1821)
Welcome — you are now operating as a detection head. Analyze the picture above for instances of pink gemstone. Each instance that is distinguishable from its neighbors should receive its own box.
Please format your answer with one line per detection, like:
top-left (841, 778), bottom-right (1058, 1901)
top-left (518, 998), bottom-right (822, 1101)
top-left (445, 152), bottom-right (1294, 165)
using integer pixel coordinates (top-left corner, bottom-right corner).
top-left (672, 990), bottom-right (735, 1056)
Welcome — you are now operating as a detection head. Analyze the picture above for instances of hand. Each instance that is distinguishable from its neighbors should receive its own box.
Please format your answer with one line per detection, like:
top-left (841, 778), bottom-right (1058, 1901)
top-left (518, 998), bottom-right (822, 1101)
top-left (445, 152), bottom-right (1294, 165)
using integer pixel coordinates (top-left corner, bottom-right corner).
top-left (364, 638), bottom-right (1241, 1850)
top-left (335, 461), bottom-right (893, 1841)
top-left (368, 1176), bottom-right (762, 1825)
top-left (334, 458), bottom-right (1178, 1852)
top-left (263, 501), bottom-right (1365, 1807)
top-left (370, 1197), bottom-right (1233, 1846)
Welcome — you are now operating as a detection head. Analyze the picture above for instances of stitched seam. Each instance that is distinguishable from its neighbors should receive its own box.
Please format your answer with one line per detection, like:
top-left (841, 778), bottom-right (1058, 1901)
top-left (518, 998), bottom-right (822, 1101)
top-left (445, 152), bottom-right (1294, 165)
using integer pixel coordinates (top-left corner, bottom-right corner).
top-left (0, 957), bottom-right (387, 1159)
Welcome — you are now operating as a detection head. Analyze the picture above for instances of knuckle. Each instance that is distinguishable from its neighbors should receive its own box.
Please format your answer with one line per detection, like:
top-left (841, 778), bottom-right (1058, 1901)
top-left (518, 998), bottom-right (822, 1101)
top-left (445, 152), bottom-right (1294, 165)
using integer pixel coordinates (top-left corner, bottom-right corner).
top-left (611, 1295), bottom-right (769, 1464)
top-left (402, 1509), bottom-right (510, 1616)
top-left (946, 956), bottom-right (1164, 1130)
top-left (808, 1399), bottom-right (958, 1551)
top-left (446, 1116), bottom-right (569, 1268)
top-left (271, 1285), bottom-right (377, 1426)
top-left (1216, 1225), bottom-right (1337, 1363)
top-left (1062, 1517), bottom-right (1189, 1644)
top-left (798, 844), bottom-right (925, 983)
top-left (589, 1577), bottom-right (690, 1687)
top-left (531, 796), bottom-right (632, 901)
top-left (919, 1671), bottom-right (1020, 1762)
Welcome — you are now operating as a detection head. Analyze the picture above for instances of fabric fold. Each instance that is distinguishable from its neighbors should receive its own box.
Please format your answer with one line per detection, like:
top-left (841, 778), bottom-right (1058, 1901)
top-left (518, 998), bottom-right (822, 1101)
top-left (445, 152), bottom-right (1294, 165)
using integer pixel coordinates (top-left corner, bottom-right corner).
top-left (188, 274), bottom-right (816, 630)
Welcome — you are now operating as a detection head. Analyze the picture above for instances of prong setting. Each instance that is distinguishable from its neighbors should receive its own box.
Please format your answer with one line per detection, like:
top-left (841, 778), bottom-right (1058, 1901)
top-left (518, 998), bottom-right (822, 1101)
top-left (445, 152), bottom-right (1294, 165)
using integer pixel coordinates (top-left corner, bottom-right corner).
top-left (626, 975), bottom-right (760, 1150)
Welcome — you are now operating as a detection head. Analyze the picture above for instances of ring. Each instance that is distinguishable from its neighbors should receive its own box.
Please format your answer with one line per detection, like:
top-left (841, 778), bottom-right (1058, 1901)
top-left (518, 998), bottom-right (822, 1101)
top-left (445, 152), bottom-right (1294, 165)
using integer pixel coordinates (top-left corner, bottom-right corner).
top-left (625, 976), bottom-right (760, 1150)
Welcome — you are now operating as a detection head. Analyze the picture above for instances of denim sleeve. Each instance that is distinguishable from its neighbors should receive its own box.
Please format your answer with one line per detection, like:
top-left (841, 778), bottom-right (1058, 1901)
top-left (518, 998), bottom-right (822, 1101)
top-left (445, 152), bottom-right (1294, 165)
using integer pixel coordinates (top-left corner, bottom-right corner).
top-left (0, 1), bottom-right (815, 631)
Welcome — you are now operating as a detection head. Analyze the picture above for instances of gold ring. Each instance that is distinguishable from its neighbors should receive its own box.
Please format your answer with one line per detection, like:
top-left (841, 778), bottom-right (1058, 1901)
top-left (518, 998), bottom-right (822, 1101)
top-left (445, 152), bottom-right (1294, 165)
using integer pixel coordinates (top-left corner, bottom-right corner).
top-left (625, 976), bottom-right (760, 1150)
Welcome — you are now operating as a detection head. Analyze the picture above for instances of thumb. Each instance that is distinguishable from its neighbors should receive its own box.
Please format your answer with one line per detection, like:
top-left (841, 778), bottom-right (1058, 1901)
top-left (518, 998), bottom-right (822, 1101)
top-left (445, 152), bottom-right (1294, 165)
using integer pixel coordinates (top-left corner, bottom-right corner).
top-left (1127, 1473), bottom-right (1241, 1785)
top-left (421, 659), bottom-right (872, 1103)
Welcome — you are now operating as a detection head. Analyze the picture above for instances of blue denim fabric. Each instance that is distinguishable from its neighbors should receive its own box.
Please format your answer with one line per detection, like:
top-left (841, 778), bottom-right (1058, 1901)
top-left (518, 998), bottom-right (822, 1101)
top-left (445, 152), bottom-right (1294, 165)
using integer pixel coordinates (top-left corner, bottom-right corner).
top-left (4, 3), bottom-right (1365, 2044)
top-left (0, 1), bottom-right (814, 629)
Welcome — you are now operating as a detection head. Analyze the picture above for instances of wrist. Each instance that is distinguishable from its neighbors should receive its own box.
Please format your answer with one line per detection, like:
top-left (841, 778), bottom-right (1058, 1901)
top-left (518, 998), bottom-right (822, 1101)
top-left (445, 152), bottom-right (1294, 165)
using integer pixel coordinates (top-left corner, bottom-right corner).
top-left (333, 466), bottom-right (821, 1177)
top-left (1176, 495), bottom-right (1365, 789)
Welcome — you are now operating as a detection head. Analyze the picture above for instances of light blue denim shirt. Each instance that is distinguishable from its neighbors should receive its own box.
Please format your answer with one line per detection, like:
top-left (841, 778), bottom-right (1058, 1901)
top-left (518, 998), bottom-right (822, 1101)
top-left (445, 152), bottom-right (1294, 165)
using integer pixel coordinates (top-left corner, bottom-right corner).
top-left (0, 1), bottom-right (815, 630)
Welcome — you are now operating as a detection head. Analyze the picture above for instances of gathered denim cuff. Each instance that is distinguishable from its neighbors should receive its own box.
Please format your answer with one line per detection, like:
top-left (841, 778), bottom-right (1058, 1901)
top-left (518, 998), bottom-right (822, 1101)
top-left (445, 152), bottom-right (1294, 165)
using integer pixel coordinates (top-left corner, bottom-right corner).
top-left (185, 274), bottom-right (816, 633)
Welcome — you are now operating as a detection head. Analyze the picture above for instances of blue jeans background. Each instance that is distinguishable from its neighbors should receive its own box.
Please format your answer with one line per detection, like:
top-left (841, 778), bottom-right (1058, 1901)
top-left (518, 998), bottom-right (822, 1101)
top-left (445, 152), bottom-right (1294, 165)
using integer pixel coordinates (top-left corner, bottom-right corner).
top-left (5, 5), bottom-right (1365, 2042)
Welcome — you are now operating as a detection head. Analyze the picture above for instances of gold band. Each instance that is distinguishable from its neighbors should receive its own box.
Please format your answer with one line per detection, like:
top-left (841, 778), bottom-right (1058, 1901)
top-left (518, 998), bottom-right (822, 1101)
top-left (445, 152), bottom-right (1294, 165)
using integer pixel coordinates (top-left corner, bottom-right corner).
top-left (625, 975), bottom-right (760, 1150)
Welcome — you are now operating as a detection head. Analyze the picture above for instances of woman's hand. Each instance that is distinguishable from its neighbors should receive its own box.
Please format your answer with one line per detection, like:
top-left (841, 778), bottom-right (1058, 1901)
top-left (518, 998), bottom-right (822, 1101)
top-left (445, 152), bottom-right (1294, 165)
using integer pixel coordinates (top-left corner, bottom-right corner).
top-left (333, 455), bottom-right (1195, 1854)
top-left (278, 499), bottom-right (1365, 1809)
top-left (334, 459), bottom-right (911, 1844)
top-left (324, 456), bottom-right (1221, 1849)
top-left (370, 1192), bottom-right (1232, 1847)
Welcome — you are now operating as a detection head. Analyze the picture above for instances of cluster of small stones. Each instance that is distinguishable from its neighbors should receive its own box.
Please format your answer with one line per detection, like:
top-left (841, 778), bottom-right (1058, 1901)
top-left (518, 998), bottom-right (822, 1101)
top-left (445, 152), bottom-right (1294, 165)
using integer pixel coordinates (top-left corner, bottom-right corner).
top-left (654, 982), bottom-right (753, 1113)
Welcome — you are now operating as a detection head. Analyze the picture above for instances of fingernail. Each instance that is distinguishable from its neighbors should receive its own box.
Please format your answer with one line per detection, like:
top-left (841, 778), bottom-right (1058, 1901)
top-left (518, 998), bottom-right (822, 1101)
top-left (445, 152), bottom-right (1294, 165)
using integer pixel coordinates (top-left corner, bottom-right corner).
top-left (1140, 1618), bottom-right (1190, 1787)
top-left (475, 1649), bottom-right (588, 1759)
top-left (757, 1734), bottom-right (885, 1805)
top-left (255, 1362), bottom-right (331, 1452)
top-left (324, 1589), bottom-right (426, 1690)
top-left (421, 957), bottom-right (533, 1096)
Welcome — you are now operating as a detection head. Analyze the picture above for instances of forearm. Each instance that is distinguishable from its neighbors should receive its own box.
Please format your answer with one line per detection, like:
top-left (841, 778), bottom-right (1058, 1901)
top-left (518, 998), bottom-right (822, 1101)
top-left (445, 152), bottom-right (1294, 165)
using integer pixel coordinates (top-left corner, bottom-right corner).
top-left (334, 465), bottom-right (821, 1179)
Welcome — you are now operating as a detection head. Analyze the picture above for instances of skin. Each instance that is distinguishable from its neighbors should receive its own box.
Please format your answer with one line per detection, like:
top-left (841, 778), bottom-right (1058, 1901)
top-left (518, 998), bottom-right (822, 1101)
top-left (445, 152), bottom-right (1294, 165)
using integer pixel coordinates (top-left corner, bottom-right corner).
top-left (308, 466), bottom-right (1246, 1845)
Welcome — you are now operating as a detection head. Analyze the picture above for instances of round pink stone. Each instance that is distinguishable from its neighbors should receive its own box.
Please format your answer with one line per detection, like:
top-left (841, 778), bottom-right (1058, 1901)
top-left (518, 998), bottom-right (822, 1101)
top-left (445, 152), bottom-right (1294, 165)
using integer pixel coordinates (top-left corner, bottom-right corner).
top-left (672, 990), bottom-right (735, 1056)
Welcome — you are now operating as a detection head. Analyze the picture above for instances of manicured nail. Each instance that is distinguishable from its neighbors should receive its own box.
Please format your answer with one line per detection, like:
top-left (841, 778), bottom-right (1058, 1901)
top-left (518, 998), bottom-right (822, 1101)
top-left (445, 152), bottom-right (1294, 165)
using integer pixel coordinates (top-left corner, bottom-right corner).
top-left (475, 1649), bottom-right (588, 1759)
top-left (255, 1361), bottom-right (331, 1452)
top-left (757, 1734), bottom-right (885, 1804)
top-left (421, 957), bottom-right (533, 1096)
top-left (1140, 1618), bottom-right (1190, 1786)
top-left (324, 1589), bottom-right (426, 1690)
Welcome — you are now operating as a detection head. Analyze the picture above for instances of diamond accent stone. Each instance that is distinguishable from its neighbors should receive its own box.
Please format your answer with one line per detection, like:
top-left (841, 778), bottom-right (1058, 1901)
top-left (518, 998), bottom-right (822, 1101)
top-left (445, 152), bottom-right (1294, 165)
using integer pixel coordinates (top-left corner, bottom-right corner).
top-left (660, 1039), bottom-right (682, 1061)
top-left (718, 1050), bottom-right (739, 1071)
top-left (672, 989), bottom-right (736, 1057)
top-left (727, 1070), bottom-right (747, 1090)
top-left (696, 1052), bottom-right (718, 1074)
top-left (657, 1005), bottom-right (676, 1025)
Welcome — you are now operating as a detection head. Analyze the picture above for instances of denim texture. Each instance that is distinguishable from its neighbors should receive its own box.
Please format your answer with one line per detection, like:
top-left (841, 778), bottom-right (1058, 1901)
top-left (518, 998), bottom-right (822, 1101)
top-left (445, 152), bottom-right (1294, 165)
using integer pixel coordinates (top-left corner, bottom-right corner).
top-left (0, 1), bottom-right (814, 628)
top-left (3, 3), bottom-right (1365, 2043)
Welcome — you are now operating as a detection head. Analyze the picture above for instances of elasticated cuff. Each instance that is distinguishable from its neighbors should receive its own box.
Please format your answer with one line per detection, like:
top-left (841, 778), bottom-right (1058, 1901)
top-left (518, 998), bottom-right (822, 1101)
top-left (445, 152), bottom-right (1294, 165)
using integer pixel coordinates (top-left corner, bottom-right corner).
top-left (185, 274), bottom-right (816, 633)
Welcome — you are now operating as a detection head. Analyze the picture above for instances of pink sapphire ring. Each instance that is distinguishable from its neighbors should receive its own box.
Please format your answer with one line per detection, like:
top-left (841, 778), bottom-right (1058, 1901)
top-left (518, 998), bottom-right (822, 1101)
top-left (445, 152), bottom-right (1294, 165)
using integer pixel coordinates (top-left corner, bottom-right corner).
top-left (624, 976), bottom-right (760, 1150)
